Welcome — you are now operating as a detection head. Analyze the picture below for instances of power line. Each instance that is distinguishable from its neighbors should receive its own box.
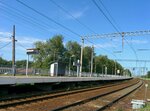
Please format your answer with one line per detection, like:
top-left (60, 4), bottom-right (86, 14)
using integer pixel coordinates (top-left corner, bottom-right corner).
top-left (98, 0), bottom-right (122, 31)
top-left (92, 0), bottom-right (138, 60)
top-left (0, 7), bottom-right (77, 40)
top-left (92, 0), bottom-right (120, 33)
top-left (49, 0), bottom-right (96, 34)
top-left (0, 42), bottom-right (11, 50)
top-left (0, 3), bottom-right (51, 33)
top-left (16, 0), bottom-right (81, 37)
top-left (16, 42), bottom-right (27, 50)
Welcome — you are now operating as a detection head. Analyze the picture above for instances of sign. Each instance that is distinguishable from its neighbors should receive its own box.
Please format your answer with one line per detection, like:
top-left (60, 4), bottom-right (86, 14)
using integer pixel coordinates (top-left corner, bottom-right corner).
top-left (26, 48), bottom-right (39, 55)
top-left (145, 84), bottom-right (148, 87)
top-left (117, 70), bottom-right (120, 74)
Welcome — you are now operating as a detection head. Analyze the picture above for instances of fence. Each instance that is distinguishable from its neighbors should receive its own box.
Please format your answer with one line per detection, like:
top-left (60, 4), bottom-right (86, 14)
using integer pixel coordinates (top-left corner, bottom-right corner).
top-left (0, 67), bottom-right (128, 77)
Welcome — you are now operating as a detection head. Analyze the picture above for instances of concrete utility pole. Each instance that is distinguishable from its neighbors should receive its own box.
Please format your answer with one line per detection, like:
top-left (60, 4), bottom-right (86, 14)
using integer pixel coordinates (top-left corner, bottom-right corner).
top-left (115, 60), bottom-right (117, 75)
top-left (26, 54), bottom-right (29, 76)
top-left (79, 38), bottom-right (84, 77)
top-left (90, 45), bottom-right (94, 77)
top-left (12, 25), bottom-right (16, 76)
top-left (122, 32), bottom-right (124, 50)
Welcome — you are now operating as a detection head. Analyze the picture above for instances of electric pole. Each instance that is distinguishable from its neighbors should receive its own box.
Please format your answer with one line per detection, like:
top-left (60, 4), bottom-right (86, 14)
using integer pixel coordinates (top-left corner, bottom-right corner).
top-left (90, 45), bottom-right (94, 77)
top-left (12, 25), bottom-right (16, 76)
top-left (79, 38), bottom-right (84, 77)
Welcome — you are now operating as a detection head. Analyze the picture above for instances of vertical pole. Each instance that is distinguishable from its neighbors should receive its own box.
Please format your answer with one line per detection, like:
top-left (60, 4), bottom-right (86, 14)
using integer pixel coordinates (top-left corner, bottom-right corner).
top-left (56, 63), bottom-right (58, 77)
top-left (102, 66), bottom-right (103, 75)
top-left (95, 63), bottom-right (96, 73)
top-left (69, 57), bottom-right (71, 76)
top-left (80, 38), bottom-right (84, 77)
top-left (26, 54), bottom-right (29, 76)
top-left (144, 61), bottom-right (147, 78)
top-left (144, 84), bottom-right (148, 101)
top-left (77, 59), bottom-right (80, 77)
top-left (122, 32), bottom-right (124, 51)
top-left (115, 60), bottom-right (116, 75)
top-left (12, 25), bottom-right (16, 76)
top-left (105, 66), bottom-right (107, 75)
top-left (90, 45), bottom-right (94, 77)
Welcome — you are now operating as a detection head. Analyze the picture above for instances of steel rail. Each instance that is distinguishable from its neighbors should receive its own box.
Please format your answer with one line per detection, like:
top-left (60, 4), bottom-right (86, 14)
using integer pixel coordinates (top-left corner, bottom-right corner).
top-left (51, 80), bottom-right (140, 111)
top-left (0, 79), bottom-right (135, 109)
top-left (96, 80), bottom-right (143, 111)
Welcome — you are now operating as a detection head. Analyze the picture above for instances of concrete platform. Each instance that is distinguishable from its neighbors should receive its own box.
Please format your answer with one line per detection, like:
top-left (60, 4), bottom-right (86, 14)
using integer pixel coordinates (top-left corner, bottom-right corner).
top-left (0, 76), bottom-right (132, 85)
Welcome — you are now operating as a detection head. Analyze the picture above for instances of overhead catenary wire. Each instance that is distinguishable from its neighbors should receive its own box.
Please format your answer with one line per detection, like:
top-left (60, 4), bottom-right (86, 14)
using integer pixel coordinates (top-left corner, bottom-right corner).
top-left (0, 2), bottom-right (55, 34)
top-left (92, 0), bottom-right (138, 60)
top-left (0, 42), bottom-right (11, 50)
top-left (98, 0), bottom-right (122, 31)
top-left (16, 42), bottom-right (27, 50)
top-left (49, 0), bottom-right (96, 34)
top-left (0, 1), bottom-right (80, 42)
top-left (16, 0), bottom-right (81, 37)
top-left (92, 0), bottom-right (121, 33)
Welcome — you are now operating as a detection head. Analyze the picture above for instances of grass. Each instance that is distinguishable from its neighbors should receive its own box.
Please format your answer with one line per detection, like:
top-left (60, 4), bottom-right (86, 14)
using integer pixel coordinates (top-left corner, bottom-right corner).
top-left (140, 103), bottom-right (150, 111)
top-left (141, 77), bottom-right (150, 81)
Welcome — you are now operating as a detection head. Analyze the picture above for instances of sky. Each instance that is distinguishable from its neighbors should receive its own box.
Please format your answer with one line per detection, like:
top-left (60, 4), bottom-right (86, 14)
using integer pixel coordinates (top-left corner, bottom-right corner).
top-left (0, 0), bottom-right (150, 75)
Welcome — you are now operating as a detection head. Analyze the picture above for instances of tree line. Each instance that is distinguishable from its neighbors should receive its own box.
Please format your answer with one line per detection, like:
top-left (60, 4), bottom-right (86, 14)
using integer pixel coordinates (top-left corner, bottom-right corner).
top-left (0, 35), bottom-right (132, 76)
top-left (32, 35), bottom-right (130, 75)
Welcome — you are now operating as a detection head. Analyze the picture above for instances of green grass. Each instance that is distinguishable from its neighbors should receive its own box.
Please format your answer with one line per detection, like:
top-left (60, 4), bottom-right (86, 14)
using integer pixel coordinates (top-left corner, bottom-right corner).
top-left (140, 103), bottom-right (150, 111)
top-left (141, 77), bottom-right (150, 80)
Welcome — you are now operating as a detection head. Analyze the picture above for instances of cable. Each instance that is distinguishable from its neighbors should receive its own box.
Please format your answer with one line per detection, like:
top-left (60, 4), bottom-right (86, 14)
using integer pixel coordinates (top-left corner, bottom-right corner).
top-left (0, 42), bottom-right (11, 50)
top-left (16, 0), bottom-right (81, 37)
top-left (49, 0), bottom-right (96, 34)
top-left (16, 42), bottom-right (27, 50)
top-left (0, 7), bottom-right (49, 35)
top-left (93, 0), bottom-right (138, 60)
top-left (0, 5), bottom-right (50, 33)
top-left (92, 0), bottom-right (120, 33)
top-left (98, 0), bottom-right (122, 31)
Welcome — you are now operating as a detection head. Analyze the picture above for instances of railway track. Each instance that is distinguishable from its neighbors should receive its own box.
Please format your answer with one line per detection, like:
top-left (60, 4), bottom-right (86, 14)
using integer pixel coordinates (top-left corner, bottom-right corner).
top-left (0, 79), bottom-right (140, 111)
top-left (62, 80), bottom-right (143, 111)
top-left (0, 80), bottom-right (130, 102)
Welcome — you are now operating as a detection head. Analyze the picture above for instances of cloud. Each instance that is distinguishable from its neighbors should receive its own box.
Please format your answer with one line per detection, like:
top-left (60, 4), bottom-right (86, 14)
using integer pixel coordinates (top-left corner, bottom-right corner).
top-left (0, 31), bottom-right (11, 37)
top-left (0, 31), bottom-right (46, 60)
top-left (0, 31), bottom-right (12, 42)
top-left (66, 6), bottom-right (89, 19)
top-left (17, 36), bottom-right (45, 44)
top-left (0, 31), bottom-right (46, 49)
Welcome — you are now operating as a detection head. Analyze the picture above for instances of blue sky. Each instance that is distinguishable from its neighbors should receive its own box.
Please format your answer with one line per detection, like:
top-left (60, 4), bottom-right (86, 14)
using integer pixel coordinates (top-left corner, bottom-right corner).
top-left (0, 0), bottom-right (150, 75)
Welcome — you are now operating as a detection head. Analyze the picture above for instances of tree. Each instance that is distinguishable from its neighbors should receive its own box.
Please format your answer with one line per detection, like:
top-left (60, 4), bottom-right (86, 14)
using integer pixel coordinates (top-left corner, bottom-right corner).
top-left (94, 55), bottom-right (124, 75)
top-left (83, 46), bottom-right (93, 72)
top-left (65, 41), bottom-right (81, 70)
top-left (147, 71), bottom-right (150, 78)
top-left (47, 35), bottom-right (65, 61)
top-left (66, 41), bottom-right (81, 59)
top-left (16, 60), bottom-right (32, 68)
top-left (32, 35), bottom-right (65, 69)
top-left (0, 57), bottom-right (11, 67)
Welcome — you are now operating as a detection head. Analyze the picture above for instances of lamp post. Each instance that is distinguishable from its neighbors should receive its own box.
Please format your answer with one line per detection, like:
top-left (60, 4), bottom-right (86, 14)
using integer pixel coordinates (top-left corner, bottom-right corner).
top-left (69, 55), bottom-right (75, 76)
top-left (115, 60), bottom-right (117, 75)
top-left (102, 65), bottom-right (107, 75)
top-left (105, 66), bottom-right (107, 75)
top-left (102, 65), bottom-right (104, 75)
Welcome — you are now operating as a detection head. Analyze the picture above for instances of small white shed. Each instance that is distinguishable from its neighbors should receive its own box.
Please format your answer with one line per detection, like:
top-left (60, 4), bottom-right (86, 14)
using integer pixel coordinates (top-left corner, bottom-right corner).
top-left (50, 62), bottom-right (66, 76)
